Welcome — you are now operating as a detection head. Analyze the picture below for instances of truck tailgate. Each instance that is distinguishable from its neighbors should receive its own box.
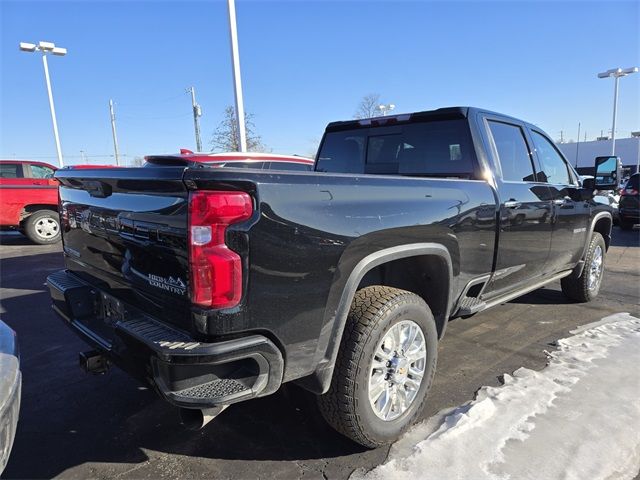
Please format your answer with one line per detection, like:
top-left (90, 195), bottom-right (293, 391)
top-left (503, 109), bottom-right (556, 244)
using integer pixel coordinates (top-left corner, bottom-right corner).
top-left (56, 167), bottom-right (191, 329)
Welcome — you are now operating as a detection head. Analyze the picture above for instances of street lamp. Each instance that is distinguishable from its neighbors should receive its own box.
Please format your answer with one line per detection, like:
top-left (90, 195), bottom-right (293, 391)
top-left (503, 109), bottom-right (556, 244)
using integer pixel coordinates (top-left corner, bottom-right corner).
top-left (377, 104), bottom-right (396, 116)
top-left (597, 66), bottom-right (638, 156)
top-left (19, 41), bottom-right (67, 167)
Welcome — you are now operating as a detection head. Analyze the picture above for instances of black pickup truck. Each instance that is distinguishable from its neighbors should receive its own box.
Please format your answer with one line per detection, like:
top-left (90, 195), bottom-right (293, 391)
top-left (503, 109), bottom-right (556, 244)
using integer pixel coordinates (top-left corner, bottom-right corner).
top-left (47, 107), bottom-right (617, 448)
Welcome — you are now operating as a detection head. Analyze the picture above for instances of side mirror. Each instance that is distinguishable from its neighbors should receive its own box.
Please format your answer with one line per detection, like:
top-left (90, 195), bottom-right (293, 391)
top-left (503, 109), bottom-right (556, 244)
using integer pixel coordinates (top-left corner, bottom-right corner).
top-left (593, 156), bottom-right (620, 190)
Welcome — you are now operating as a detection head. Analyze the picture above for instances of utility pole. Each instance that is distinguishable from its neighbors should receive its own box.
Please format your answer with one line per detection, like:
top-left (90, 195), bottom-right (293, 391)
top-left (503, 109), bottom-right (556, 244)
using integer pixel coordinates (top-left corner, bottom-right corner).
top-left (575, 122), bottom-right (581, 168)
top-left (559, 130), bottom-right (564, 143)
top-left (109, 99), bottom-right (120, 166)
top-left (80, 150), bottom-right (87, 164)
top-left (188, 87), bottom-right (203, 151)
top-left (227, 0), bottom-right (247, 152)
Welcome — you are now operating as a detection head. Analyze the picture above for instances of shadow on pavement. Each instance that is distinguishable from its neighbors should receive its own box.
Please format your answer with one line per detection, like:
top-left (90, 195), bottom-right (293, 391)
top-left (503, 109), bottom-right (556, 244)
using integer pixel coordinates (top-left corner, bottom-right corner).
top-left (1, 251), bottom-right (365, 479)
top-left (0, 232), bottom-right (35, 246)
top-left (609, 226), bottom-right (640, 247)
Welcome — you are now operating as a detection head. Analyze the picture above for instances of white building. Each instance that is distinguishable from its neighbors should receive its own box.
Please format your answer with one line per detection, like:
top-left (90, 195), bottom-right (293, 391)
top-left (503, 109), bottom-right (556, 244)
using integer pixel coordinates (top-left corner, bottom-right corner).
top-left (557, 136), bottom-right (640, 174)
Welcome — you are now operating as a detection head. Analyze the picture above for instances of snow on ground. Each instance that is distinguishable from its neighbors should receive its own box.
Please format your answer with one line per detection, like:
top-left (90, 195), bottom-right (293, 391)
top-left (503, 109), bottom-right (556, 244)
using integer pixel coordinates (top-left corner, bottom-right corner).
top-left (354, 313), bottom-right (640, 480)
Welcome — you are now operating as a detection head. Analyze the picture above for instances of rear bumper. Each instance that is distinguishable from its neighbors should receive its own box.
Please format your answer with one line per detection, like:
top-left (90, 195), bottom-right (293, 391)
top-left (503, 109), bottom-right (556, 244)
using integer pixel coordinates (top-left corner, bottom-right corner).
top-left (47, 270), bottom-right (284, 409)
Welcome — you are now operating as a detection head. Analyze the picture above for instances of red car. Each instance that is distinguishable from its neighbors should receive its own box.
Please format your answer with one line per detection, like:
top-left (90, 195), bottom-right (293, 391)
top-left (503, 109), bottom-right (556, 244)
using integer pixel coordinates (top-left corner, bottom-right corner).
top-left (0, 160), bottom-right (61, 244)
top-left (146, 150), bottom-right (315, 171)
top-left (0, 161), bottom-right (118, 244)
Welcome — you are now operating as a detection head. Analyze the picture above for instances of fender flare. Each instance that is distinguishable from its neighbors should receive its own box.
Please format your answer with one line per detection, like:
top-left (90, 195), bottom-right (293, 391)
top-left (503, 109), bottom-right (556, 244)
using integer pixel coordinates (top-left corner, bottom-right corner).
top-left (306, 242), bottom-right (454, 394)
top-left (573, 211), bottom-right (613, 278)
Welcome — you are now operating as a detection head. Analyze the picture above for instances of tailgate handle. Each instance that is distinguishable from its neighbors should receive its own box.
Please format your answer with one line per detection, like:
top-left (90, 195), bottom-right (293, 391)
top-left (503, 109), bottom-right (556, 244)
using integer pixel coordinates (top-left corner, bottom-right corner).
top-left (84, 180), bottom-right (112, 198)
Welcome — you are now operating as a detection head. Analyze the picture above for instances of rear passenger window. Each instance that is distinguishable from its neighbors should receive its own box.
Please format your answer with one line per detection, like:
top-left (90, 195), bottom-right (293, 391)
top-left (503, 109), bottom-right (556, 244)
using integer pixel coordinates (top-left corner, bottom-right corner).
top-left (531, 131), bottom-right (571, 185)
top-left (488, 121), bottom-right (537, 182)
top-left (316, 119), bottom-right (477, 178)
top-left (0, 163), bottom-right (22, 178)
top-left (317, 132), bottom-right (366, 173)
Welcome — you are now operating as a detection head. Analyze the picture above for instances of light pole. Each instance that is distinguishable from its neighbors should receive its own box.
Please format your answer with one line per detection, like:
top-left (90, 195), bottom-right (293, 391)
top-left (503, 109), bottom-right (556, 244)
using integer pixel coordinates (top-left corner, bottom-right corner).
top-left (19, 41), bottom-right (67, 167)
top-left (377, 103), bottom-right (395, 116)
top-left (227, 0), bottom-right (247, 152)
top-left (597, 66), bottom-right (638, 156)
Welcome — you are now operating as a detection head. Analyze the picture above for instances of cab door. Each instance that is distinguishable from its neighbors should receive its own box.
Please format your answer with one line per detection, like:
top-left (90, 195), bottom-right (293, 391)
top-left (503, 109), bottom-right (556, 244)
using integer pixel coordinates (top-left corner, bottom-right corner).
top-left (0, 162), bottom-right (28, 224)
top-left (479, 116), bottom-right (553, 299)
top-left (528, 128), bottom-right (590, 273)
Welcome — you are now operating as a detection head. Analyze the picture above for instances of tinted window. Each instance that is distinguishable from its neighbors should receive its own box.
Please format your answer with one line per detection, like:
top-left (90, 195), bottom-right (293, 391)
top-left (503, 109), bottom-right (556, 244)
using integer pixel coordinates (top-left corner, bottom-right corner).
top-left (626, 174), bottom-right (639, 190)
top-left (316, 131), bottom-right (366, 173)
top-left (266, 162), bottom-right (313, 171)
top-left (29, 164), bottom-right (55, 179)
top-left (531, 131), bottom-right (571, 184)
top-left (0, 163), bottom-right (22, 178)
top-left (488, 121), bottom-right (536, 182)
top-left (316, 119), bottom-right (477, 177)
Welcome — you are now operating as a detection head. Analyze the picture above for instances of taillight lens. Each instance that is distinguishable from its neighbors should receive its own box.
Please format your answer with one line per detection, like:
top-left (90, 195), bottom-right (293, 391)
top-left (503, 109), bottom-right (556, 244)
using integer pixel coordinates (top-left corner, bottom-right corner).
top-left (188, 191), bottom-right (253, 308)
top-left (622, 188), bottom-right (639, 196)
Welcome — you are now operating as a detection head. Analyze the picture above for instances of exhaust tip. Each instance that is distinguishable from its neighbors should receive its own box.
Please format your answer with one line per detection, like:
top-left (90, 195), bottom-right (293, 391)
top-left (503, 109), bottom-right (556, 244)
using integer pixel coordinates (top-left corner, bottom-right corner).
top-left (178, 405), bottom-right (227, 430)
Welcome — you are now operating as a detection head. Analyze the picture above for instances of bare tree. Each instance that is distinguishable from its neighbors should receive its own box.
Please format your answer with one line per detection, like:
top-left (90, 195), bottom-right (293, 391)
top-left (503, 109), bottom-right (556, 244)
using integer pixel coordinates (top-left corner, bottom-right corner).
top-left (354, 93), bottom-right (381, 119)
top-left (210, 106), bottom-right (265, 152)
top-left (130, 156), bottom-right (145, 167)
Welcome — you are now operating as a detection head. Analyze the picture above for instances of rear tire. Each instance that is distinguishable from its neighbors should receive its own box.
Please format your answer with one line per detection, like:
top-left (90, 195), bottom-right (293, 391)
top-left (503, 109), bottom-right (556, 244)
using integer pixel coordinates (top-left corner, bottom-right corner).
top-left (23, 210), bottom-right (61, 245)
top-left (317, 286), bottom-right (438, 448)
top-left (561, 232), bottom-right (606, 302)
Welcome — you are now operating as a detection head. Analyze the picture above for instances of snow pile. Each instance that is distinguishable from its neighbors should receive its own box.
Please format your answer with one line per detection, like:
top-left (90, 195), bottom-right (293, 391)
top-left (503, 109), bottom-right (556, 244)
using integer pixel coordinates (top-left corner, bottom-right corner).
top-left (354, 313), bottom-right (640, 480)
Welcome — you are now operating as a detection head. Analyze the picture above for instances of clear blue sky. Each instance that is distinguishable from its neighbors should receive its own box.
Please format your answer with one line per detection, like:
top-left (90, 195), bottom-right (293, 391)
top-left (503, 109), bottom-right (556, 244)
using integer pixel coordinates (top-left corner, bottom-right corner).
top-left (1, 0), bottom-right (638, 165)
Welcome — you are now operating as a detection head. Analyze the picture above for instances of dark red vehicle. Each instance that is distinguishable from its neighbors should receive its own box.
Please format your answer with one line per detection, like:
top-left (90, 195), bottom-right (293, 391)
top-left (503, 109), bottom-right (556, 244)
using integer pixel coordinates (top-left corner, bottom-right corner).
top-left (0, 160), bottom-right (60, 244)
top-left (0, 160), bottom-right (119, 244)
top-left (146, 150), bottom-right (315, 171)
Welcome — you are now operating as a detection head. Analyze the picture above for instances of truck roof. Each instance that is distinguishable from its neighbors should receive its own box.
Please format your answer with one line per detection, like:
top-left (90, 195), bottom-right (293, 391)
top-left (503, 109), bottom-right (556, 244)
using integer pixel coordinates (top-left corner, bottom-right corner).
top-left (325, 106), bottom-right (533, 132)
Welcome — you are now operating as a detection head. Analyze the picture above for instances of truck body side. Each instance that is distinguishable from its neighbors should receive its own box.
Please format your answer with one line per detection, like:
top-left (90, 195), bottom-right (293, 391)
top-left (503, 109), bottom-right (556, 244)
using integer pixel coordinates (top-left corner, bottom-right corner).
top-left (47, 107), bottom-right (612, 439)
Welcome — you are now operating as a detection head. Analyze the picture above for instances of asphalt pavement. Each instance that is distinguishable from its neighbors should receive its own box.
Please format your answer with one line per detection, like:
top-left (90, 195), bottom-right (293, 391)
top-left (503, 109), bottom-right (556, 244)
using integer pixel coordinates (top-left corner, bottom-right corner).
top-left (1, 228), bottom-right (638, 479)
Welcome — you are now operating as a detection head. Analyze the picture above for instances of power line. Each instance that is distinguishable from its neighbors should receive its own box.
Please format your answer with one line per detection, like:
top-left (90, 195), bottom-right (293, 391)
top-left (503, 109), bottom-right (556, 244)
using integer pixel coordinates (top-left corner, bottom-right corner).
top-left (117, 92), bottom-right (186, 107)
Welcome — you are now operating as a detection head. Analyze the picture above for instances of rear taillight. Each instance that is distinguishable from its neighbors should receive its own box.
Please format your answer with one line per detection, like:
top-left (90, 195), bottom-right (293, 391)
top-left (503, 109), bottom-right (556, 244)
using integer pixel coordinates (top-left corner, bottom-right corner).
top-left (188, 191), bottom-right (253, 309)
top-left (621, 188), bottom-right (639, 196)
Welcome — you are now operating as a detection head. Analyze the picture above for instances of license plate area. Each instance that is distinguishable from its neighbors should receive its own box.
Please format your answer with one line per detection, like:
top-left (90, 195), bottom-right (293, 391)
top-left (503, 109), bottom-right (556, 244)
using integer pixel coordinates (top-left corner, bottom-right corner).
top-left (100, 293), bottom-right (125, 325)
top-left (75, 292), bottom-right (125, 345)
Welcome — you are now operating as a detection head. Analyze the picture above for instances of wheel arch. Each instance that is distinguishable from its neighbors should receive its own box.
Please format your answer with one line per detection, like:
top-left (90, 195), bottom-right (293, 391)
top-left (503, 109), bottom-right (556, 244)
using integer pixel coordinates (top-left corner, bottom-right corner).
top-left (20, 204), bottom-right (59, 222)
top-left (301, 243), bottom-right (454, 394)
top-left (592, 212), bottom-right (612, 251)
top-left (571, 211), bottom-right (613, 279)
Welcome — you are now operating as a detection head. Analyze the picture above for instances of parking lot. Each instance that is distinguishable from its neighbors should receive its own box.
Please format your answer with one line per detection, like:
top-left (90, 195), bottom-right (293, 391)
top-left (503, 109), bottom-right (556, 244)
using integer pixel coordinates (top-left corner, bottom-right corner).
top-left (1, 228), bottom-right (638, 480)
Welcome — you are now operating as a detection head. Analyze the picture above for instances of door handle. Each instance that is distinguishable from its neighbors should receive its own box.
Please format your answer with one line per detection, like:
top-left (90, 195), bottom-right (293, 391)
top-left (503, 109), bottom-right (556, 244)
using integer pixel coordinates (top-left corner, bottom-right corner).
top-left (504, 200), bottom-right (521, 209)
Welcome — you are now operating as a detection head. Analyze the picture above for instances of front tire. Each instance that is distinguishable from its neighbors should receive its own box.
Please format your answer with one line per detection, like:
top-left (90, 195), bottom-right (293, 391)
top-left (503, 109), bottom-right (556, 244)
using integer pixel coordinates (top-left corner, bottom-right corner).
top-left (23, 210), bottom-right (61, 245)
top-left (561, 232), bottom-right (606, 302)
top-left (317, 286), bottom-right (438, 448)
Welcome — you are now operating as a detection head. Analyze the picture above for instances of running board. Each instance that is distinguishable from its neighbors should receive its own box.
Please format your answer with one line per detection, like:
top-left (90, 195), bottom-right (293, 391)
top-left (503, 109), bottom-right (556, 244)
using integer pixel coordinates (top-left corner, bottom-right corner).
top-left (457, 297), bottom-right (487, 316)
top-left (455, 270), bottom-right (573, 317)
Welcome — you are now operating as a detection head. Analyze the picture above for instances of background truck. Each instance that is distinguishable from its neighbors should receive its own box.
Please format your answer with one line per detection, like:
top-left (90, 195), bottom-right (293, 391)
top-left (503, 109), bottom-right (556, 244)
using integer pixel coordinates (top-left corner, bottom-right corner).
top-left (47, 107), bottom-right (615, 448)
top-left (0, 160), bottom-right (60, 244)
